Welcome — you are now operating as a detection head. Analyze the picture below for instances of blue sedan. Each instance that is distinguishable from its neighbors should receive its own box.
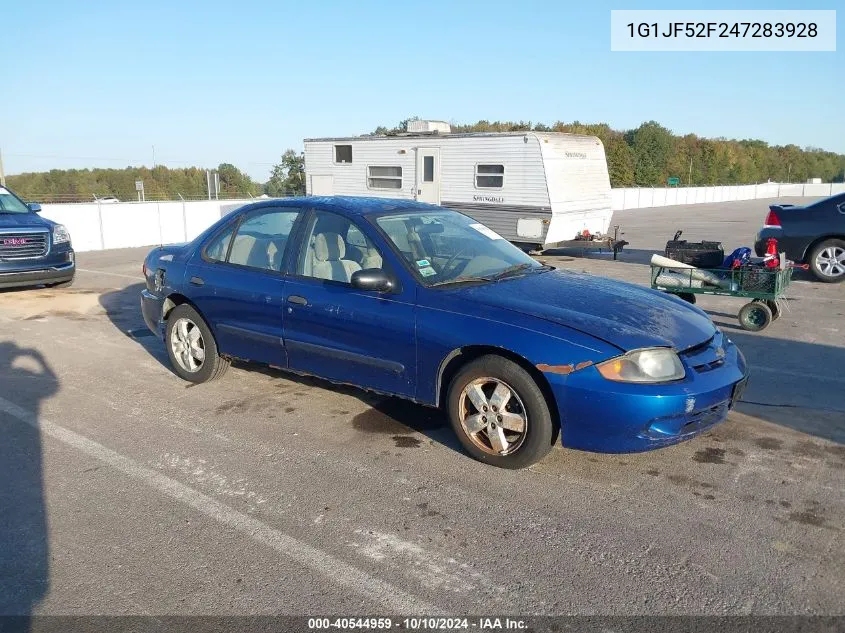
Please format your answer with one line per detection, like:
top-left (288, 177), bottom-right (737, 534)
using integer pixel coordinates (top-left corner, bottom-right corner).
top-left (141, 197), bottom-right (748, 468)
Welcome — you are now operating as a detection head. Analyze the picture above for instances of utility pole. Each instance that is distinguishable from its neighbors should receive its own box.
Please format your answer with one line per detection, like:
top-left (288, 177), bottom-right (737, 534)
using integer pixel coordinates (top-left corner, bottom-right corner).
top-left (0, 146), bottom-right (6, 187)
top-left (787, 163), bottom-right (792, 183)
top-left (688, 157), bottom-right (693, 185)
top-left (152, 145), bottom-right (156, 169)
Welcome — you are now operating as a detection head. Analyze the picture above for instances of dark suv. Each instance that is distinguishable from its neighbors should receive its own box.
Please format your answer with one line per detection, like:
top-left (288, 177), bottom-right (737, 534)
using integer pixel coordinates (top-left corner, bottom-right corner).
top-left (0, 186), bottom-right (75, 289)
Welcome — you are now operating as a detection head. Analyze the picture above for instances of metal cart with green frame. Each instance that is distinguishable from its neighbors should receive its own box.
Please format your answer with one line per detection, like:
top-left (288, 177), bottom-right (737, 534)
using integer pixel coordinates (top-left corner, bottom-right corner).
top-left (650, 264), bottom-right (793, 332)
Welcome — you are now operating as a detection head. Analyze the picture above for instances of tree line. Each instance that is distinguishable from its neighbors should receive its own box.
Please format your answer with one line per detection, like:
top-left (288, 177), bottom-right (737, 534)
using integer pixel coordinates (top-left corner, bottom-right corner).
top-left (377, 118), bottom-right (845, 187)
top-left (8, 119), bottom-right (843, 202)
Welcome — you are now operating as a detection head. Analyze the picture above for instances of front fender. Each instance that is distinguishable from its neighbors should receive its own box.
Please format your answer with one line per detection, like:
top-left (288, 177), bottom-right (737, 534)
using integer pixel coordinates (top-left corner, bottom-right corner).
top-left (415, 300), bottom-right (619, 405)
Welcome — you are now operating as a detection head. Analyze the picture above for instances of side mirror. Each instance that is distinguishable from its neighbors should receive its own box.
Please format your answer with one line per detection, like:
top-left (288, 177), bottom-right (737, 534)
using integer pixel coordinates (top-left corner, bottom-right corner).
top-left (351, 268), bottom-right (393, 292)
top-left (29, 203), bottom-right (42, 213)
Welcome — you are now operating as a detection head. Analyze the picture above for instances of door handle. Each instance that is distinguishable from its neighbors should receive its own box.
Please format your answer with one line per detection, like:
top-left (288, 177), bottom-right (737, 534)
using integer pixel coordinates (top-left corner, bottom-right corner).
top-left (190, 276), bottom-right (204, 286)
top-left (287, 295), bottom-right (308, 306)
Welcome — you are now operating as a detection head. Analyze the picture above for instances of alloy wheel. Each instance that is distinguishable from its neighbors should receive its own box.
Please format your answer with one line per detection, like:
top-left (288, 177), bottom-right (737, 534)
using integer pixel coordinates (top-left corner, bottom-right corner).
top-left (816, 246), bottom-right (845, 278)
top-left (170, 317), bottom-right (205, 373)
top-left (458, 378), bottom-right (528, 456)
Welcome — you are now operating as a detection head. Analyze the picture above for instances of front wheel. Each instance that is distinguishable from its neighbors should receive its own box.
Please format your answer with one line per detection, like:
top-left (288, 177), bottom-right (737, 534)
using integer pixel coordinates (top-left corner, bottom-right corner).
top-left (808, 239), bottom-right (845, 283)
top-left (447, 355), bottom-right (554, 469)
top-left (165, 304), bottom-right (229, 383)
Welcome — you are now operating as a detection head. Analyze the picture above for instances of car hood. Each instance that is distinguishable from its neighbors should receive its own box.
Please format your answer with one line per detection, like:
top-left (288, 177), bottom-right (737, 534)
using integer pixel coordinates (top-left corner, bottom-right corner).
top-left (447, 269), bottom-right (716, 352)
top-left (0, 212), bottom-right (51, 229)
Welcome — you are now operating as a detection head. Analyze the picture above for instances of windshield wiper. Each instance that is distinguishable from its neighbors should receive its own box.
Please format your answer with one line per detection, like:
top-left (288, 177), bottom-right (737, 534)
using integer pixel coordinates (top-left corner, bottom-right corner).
top-left (485, 263), bottom-right (541, 281)
top-left (429, 275), bottom-right (492, 287)
top-left (429, 263), bottom-right (548, 287)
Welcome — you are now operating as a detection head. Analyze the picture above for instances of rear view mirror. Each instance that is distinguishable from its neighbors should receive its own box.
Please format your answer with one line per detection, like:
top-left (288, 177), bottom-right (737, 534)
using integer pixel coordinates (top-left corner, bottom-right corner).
top-left (351, 268), bottom-right (393, 292)
top-left (414, 223), bottom-right (444, 234)
top-left (29, 203), bottom-right (42, 213)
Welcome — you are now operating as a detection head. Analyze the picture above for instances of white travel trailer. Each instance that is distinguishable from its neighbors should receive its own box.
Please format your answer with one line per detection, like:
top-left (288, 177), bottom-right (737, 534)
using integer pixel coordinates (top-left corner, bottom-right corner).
top-left (303, 122), bottom-right (613, 248)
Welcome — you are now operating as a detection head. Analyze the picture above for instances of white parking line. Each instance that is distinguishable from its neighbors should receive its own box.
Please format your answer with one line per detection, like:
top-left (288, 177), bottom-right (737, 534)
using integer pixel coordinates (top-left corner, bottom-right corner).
top-left (77, 268), bottom-right (140, 280)
top-left (0, 395), bottom-right (440, 615)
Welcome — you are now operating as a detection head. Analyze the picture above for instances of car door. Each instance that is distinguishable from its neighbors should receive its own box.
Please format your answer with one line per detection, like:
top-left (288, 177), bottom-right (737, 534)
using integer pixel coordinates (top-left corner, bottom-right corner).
top-left (282, 209), bottom-right (417, 397)
top-left (184, 206), bottom-right (304, 367)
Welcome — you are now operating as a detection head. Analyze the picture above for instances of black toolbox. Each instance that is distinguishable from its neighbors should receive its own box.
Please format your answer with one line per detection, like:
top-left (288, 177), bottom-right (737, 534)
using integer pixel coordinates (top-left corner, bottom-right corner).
top-left (664, 231), bottom-right (724, 268)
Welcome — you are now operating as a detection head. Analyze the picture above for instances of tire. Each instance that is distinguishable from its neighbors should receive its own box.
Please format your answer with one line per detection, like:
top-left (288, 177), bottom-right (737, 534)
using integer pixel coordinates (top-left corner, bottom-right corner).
top-left (165, 304), bottom-right (229, 383)
top-left (678, 293), bottom-right (696, 305)
top-left (808, 239), bottom-right (845, 283)
top-left (447, 355), bottom-right (554, 469)
top-left (738, 301), bottom-right (773, 332)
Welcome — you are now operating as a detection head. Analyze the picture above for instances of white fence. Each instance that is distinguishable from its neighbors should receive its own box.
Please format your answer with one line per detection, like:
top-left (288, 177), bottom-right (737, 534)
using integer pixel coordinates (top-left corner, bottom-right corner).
top-left (41, 200), bottom-right (252, 253)
top-left (611, 182), bottom-right (845, 212)
top-left (39, 182), bottom-right (845, 253)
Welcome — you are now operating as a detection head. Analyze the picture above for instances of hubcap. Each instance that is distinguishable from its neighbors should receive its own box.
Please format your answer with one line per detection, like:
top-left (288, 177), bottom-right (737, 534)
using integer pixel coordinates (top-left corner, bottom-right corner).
top-left (170, 318), bottom-right (205, 373)
top-left (816, 246), bottom-right (845, 278)
top-left (458, 378), bottom-right (528, 456)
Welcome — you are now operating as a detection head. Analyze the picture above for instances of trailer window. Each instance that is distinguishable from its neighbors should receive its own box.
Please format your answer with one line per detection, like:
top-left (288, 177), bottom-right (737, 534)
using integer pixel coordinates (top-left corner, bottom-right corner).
top-left (367, 166), bottom-right (403, 190)
top-left (476, 164), bottom-right (504, 188)
top-left (334, 145), bottom-right (353, 164)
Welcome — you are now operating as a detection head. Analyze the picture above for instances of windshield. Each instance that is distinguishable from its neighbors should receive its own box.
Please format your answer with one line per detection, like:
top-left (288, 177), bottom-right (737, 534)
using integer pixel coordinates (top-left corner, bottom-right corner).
top-left (374, 209), bottom-right (545, 286)
top-left (0, 188), bottom-right (32, 214)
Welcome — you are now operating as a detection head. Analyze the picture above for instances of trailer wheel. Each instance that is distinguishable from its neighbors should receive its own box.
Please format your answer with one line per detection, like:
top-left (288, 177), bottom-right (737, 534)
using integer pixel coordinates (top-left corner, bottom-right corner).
top-left (739, 301), bottom-right (773, 332)
top-left (678, 293), bottom-right (696, 305)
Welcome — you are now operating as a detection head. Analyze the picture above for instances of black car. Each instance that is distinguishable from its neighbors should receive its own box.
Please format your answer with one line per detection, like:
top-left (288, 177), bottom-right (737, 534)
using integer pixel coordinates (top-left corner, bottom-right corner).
top-left (755, 192), bottom-right (845, 283)
top-left (0, 186), bottom-right (75, 289)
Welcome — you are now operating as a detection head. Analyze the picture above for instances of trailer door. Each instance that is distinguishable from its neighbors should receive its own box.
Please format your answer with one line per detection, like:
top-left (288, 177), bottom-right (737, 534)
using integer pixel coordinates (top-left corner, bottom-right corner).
top-left (415, 148), bottom-right (440, 204)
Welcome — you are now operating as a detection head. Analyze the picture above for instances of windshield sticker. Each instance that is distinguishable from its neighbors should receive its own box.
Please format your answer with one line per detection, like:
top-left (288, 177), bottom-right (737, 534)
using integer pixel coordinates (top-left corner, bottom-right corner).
top-left (419, 266), bottom-right (437, 277)
top-left (469, 223), bottom-right (504, 240)
top-left (415, 259), bottom-right (431, 267)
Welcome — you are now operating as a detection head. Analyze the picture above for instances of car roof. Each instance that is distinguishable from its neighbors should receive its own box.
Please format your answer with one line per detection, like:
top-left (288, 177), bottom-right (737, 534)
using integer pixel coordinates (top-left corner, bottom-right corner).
top-left (247, 196), bottom-right (445, 217)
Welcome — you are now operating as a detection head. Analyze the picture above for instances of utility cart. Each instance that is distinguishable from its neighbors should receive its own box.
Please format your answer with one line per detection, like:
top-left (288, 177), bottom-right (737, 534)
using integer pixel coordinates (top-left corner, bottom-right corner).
top-left (650, 263), bottom-right (793, 332)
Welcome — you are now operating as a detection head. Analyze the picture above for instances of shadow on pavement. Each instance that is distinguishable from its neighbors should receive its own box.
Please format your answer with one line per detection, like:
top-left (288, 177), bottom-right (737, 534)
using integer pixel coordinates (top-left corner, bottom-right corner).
top-left (0, 341), bottom-right (58, 627)
top-left (99, 283), bottom-right (170, 370)
top-left (97, 285), bottom-right (463, 455)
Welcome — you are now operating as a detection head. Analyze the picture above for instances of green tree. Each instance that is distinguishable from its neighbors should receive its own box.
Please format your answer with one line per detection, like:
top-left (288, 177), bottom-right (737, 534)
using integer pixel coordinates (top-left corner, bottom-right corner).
top-left (265, 150), bottom-right (305, 197)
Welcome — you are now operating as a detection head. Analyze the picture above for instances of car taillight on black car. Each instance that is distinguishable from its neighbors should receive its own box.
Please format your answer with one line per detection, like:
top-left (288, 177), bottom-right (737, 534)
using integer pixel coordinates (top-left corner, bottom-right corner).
top-left (764, 208), bottom-right (781, 228)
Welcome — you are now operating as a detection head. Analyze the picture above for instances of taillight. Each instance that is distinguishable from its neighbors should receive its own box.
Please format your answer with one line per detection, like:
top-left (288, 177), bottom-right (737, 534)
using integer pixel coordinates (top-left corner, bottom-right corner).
top-left (765, 209), bottom-right (781, 228)
top-left (142, 262), bottom-right (147, 278)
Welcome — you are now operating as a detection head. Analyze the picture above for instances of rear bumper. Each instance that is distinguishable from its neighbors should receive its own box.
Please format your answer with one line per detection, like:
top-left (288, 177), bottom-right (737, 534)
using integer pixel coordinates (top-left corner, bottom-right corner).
top-left (141, 289), bottom-right (166, 339)
top-left (549, 337), bottom-right (747, 453)
top-left (0, 257), bottom-right (75, 289)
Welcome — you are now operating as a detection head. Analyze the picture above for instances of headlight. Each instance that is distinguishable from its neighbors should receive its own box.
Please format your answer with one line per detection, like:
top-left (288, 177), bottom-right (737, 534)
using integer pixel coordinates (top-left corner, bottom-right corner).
top-left (596, 347), bottom-right (685, 383)
top-left (53, 224), bottom-right (71, 245)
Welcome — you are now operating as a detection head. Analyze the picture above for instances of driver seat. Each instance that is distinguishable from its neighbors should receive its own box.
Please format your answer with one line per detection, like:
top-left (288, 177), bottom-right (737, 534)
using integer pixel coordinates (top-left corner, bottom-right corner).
top-left (312, 232), bottom-right (361, 282)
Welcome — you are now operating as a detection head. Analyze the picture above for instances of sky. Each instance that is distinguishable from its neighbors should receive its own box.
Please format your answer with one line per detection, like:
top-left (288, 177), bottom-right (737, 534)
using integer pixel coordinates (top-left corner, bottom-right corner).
top-left (1, 0), bottom-right (842, 182)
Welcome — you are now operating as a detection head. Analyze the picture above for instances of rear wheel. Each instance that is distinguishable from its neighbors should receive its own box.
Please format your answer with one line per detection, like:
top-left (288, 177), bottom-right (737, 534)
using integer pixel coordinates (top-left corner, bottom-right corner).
top-left (808, 239), bottom-right (845, 283)
top-left (447, 355), bottom-right (554, 469)
top-left (165, 304), bottom-right (229, 383)
top-left (738, 301), bottom-right (773, 332)
top-left (677, 292), bottom-right (696, 305)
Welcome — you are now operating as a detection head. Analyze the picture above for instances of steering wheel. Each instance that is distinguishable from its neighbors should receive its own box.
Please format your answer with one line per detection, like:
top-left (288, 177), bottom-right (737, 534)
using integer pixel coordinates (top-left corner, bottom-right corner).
top-left (441, 246), bottom-right (470, 277)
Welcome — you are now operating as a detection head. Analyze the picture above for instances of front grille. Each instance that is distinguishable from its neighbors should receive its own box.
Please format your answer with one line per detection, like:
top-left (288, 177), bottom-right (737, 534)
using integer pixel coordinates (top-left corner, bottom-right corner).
top-left (0, 232), bottom-right (49, 259)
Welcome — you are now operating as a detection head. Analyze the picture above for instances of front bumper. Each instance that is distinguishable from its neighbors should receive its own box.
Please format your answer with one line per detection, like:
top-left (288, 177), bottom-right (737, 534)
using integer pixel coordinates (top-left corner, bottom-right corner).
top-left (141, 289), bottom-right (166, 339)
top-left (549, 334), bottom-right (748, 453)
top-left (0, 251), bottom-right (75, 289)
